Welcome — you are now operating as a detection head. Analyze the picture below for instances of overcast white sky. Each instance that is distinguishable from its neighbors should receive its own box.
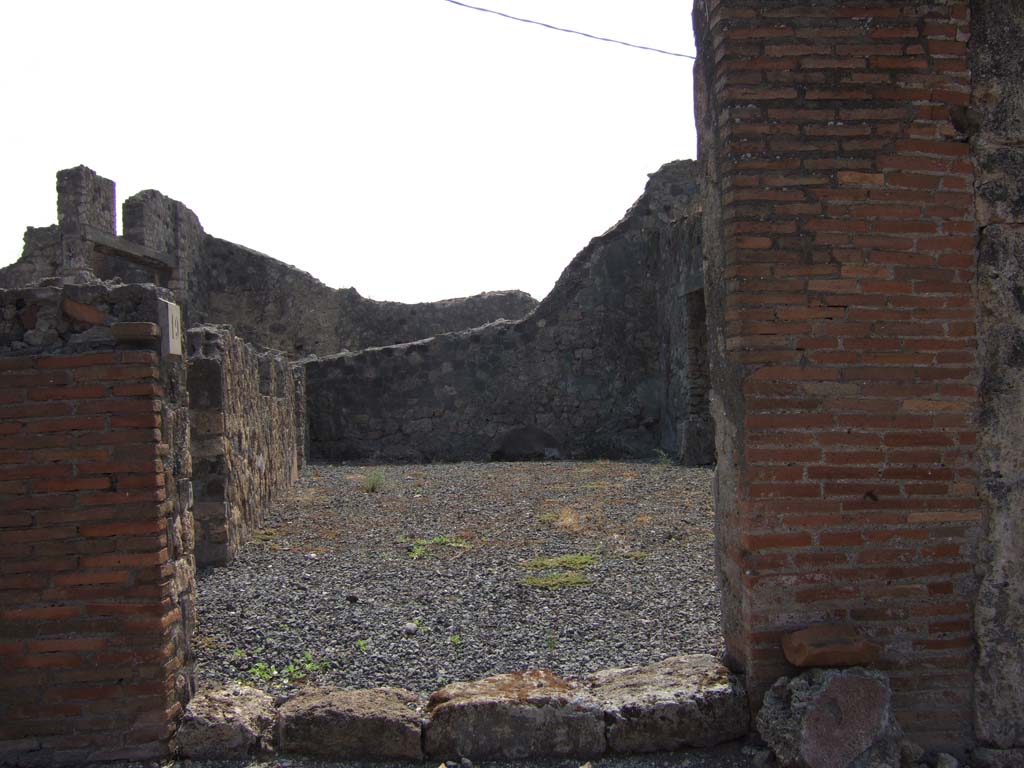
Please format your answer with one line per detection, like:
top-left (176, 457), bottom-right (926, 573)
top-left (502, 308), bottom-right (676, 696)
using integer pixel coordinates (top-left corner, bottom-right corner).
top-left (1, 1), bottom-right (697, 303)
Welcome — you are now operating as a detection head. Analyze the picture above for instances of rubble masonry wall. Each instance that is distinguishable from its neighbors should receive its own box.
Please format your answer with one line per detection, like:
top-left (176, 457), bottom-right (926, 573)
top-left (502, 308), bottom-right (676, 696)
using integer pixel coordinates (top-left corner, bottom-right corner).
top-left (188, 325), bottom-right (305, 567)
top-left (304, 161), bottom-right (712, 463)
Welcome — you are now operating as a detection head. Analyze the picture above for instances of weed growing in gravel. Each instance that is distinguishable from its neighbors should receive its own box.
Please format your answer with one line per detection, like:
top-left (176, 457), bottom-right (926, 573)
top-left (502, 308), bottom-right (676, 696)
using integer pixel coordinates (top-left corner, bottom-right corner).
top-left (405, 534), bottom-right (470, 559)
top-left (521, 552), bottom-right (597, 590)
top-left (361, 468), bottom-right (385, 493)
top-left (523, 553), bottom-right (598, 571)
top-left (355, 638), bottom-right (369, 653)
top-left (523, 571), bottom-right (592, 589)
top-left (447, 634), bottom-right (462, 646)
top-left (246, 651), bottom-right (326, 686)
top-left (249, 661), bottom-right (277, 683)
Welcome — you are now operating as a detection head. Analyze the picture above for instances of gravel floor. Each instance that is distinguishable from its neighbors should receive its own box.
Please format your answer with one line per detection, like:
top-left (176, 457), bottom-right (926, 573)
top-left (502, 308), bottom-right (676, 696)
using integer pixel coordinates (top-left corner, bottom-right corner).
top-left (192, 461), bottom-right (723, 697)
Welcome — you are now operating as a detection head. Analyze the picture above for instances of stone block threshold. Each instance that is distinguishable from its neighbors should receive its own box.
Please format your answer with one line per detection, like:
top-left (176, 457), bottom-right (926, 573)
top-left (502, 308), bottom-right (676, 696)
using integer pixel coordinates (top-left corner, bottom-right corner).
top-left (176, 653), bottom-right (751, 764)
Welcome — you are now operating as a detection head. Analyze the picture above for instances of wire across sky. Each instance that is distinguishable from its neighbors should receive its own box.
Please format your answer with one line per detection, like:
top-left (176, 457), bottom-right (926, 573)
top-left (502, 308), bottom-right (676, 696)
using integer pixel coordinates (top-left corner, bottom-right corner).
top-left (442, 0), bottom-right (697, 59)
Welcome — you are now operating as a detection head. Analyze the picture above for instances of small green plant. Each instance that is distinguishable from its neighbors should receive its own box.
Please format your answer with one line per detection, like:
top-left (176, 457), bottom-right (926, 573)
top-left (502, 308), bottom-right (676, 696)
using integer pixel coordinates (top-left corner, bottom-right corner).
top-left (447, 633), bottom-right (462, 646)
top-left (523, 571), bottom-right (592, 589)
top-left (407, 534), bottom-right (470, 559)
top-left (523, 553), bottom-right (598, 571)
top-left (355, 638), bottom-right (369, 653)
top-left (546, 631), bottom-right (558, 651)
top-left (521, 552), bottom-right (597, 590)
top-left (249, 661), bottom-right (277, 682)
top-left (408, 540), bottom-right (428, 558)
top-left (654, 448), bottom-right (674, 467)
top-left (231, 649), bottom-right (247, 660)
top-left (361, 468), bottom-right (385, 493)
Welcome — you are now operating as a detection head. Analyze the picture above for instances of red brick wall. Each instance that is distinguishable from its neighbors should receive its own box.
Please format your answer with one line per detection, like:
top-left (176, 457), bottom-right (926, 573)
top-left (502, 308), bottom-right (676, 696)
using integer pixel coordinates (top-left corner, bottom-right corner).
top-left (694, 0), bottom-right (980, 750)
top-left (0, 349), bottom-right (192, 765)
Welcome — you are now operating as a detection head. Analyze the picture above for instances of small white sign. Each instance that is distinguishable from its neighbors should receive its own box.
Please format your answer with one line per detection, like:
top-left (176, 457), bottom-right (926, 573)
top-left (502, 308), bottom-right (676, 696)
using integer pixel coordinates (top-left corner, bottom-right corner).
top-left (158, 299), bottom-right (183, 357)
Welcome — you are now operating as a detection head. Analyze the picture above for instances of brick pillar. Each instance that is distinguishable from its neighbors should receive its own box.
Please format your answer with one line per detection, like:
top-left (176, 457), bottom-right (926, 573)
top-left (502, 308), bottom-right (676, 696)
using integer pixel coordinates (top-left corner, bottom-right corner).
top-left (694, 0), bottom-right (980, 750)
top-left (0, 348), bottom-right (194, 765)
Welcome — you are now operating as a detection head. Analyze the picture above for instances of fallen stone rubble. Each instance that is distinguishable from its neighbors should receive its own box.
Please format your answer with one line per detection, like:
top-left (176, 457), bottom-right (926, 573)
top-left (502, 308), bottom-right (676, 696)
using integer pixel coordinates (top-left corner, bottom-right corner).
top-left (176, 653), bottom-right (748, 761)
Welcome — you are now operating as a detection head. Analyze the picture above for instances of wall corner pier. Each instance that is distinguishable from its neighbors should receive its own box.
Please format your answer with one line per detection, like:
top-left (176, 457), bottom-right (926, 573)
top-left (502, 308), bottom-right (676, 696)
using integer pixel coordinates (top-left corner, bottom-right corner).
top-left (693, 0), bottom-right (1023, 754)
top-left (0, 284), bottom-right (195, 765)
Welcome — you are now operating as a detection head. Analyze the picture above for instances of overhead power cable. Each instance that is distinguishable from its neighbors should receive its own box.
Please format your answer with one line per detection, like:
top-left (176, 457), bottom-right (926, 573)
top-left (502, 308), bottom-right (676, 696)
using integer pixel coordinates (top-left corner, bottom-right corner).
top-left (441, 0), bottom-right (696, 59)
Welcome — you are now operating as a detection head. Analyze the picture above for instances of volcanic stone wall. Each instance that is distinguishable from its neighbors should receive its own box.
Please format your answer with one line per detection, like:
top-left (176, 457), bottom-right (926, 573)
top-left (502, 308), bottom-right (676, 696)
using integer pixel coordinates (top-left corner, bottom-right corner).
top-left (305, 161), bottom-right (708, 463)
top-left (193, 237), bottom-right (538, 357)
top-left (972, 0), bottom-right (1024, 753)
top-left (188, 325), bottom-right (304, 567)
top-left (0, 169), bottom-right (538, 357)
top-left (0, 283), bottom-right (195, 765)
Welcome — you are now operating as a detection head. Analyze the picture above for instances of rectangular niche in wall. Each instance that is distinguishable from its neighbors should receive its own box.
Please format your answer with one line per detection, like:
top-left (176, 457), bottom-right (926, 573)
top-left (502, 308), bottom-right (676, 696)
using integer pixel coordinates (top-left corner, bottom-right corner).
top-left (683, 289), bottom-right (714, 466)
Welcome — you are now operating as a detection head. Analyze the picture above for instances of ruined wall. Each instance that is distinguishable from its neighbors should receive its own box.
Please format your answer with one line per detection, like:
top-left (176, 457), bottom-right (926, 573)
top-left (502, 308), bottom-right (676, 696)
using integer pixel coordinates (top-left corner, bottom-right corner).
top-left (0, 283), bottom-right (195, 765)
top-left (306, 161), bottom-right (707, 463)
top-left (972, 0), bottom-right (1024, 753)
top-left (191, 237), bottom-right (537, 356)
top-left (0, 168), bottom-right (538, 356)
top-left (694, 0), bottom-right (982, 751)
top-left (188, 325), bottom-right (304, 567)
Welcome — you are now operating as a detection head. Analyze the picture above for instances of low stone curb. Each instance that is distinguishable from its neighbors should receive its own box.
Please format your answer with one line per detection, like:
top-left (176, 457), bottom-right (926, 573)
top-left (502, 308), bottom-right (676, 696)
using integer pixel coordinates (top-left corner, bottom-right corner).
top-left (175, 653), bottom-right (748, 762)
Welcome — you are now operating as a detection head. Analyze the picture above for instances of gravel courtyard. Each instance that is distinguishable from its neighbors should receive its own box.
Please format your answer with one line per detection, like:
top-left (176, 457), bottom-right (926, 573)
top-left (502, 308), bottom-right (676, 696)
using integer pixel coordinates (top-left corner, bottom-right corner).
top-left (192, 461), bottom-right (723, 695)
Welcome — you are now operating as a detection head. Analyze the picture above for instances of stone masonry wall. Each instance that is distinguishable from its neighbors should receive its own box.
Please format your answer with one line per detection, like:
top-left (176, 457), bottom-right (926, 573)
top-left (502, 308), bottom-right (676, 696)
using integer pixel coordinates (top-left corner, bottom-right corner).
top-left (192, 237), bottom-right (537, 356)
top-left (0, 169), bottom-right (538, 356)
top-left (306, 161), bottom-right (708, 463)
top-left (0, 283), bottom-right (195, 765)
top-left (694, 0), bottom-right (982, 752)
top-left (188, 325), bottom-right (304, 567)
top-left (972, 0), bottom-right (1024, 753)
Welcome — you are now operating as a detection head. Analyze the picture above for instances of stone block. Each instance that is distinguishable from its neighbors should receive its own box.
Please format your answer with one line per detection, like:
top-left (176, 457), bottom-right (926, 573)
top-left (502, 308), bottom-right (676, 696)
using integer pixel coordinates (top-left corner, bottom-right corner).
top-left (277, 687), bottom-right (423, 760)
top-left (782, 624), bottom-right (882, 668)
top-left (111, 321), bottom-right (160, 340)
top-left (60, 297), bottom-right (108, 326)
top-left (586, 653), bottom-right (748, 753)
top-left (757, 668), bottom-right (901, 768)
top-left (424, 669), bottom-right (605, 760)
top-left (175, 685), bottom-right (276, 759)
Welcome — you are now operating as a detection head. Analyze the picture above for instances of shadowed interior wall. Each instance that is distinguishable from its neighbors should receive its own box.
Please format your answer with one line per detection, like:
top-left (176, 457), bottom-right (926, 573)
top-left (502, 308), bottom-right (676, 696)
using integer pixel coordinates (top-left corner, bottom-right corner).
top-left (304, 161), bottom-right (710, 463)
